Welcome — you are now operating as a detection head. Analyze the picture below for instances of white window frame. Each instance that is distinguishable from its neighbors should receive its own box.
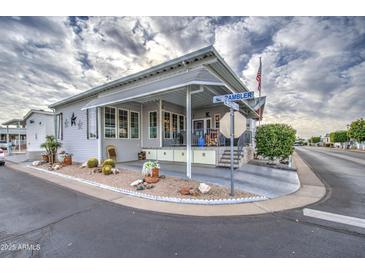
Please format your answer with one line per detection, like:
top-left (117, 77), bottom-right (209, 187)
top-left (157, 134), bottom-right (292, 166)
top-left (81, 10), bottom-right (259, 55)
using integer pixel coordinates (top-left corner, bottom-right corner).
top-left (104, 106), bottom-right (117, 139)
top-left (87, 108), bottom-right (98, 140)
top-left (118, 108), bottom-right (129, 139)
top-left (130, 111), bottom-right (140, 139)
top-left (214, 113), bottom-right (221, 130)
top-left (178, 114), bottom-right (185, 132)
top-left (148, 111), bottom-right (158, 139)
top-left (56, 112), bottom-right (63, 141)
top-left (163, 111), bottom-right (172, 139)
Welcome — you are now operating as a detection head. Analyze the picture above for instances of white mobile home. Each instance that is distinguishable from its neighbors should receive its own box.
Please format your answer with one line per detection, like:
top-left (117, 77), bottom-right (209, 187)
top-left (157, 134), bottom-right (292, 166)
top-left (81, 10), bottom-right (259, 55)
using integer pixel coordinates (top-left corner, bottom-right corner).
top-left (23, 109), bottom-right (55, 160)
top-left (49, 46), bottom-right (265, 178)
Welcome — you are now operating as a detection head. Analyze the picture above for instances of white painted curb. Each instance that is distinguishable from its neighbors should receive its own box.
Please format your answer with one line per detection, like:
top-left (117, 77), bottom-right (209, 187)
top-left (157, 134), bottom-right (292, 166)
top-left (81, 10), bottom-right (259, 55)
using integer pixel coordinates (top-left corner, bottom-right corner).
top-left (27, 165), bottom-right (267, 205)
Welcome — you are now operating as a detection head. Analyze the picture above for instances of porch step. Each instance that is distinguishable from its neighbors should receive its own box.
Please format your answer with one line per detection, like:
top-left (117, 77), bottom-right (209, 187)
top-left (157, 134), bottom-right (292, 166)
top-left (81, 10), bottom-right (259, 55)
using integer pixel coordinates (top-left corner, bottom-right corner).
top-left (218, 149), bottom-right (243, 168)
top-left (217, 162), bottom-right (240, 168)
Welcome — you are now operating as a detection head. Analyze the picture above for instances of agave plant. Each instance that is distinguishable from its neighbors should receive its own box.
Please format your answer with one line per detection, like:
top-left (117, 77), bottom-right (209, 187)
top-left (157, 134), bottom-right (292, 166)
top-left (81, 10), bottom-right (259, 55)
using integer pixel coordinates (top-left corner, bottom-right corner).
top-left (40, 135), bottom-right (62, 164)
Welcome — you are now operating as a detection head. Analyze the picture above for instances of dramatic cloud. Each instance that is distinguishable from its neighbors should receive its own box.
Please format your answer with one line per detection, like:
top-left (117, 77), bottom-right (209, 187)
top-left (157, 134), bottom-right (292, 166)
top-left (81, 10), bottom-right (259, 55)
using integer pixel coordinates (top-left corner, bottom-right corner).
top-left (0, 16), bottom-right (364, 138)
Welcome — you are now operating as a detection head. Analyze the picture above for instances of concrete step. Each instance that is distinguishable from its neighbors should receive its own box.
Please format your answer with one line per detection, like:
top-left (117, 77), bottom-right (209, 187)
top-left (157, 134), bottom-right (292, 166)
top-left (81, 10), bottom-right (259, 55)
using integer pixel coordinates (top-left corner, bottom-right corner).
top-left (217, 162), bottom-right (239, 168)
top-left (218, 159), bottom-right (239, 164)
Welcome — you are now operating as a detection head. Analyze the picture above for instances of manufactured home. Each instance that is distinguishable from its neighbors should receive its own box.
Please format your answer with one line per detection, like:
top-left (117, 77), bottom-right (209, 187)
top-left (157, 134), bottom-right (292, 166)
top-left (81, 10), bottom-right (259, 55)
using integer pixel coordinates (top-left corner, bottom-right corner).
top-left (49, 46), bottom-right (265, 178)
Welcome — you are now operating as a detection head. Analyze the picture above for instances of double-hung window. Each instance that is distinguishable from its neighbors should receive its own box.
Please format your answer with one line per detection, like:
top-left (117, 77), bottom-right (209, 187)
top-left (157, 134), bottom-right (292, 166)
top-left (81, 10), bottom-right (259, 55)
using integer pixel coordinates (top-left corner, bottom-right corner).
top-left (149, 111), bottom-right (157, 139)
top-left (130, 111), bottom-right (139, 139)
top-left (104, 107), bottom-right (116, 138)
top-left (87, 108), bottom-right (98, 139)
top-left (179, 115), bottom-right (185, 132)
top-left (118, 109), bottom-right (129, 139)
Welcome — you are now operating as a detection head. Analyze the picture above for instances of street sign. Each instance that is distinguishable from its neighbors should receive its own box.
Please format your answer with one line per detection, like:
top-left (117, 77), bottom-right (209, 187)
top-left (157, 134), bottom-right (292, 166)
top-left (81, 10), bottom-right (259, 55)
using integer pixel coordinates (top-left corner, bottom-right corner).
top-left (224, 100), bottom-right (239, 111)
top-left (213, 91), bottom-right (254, 103)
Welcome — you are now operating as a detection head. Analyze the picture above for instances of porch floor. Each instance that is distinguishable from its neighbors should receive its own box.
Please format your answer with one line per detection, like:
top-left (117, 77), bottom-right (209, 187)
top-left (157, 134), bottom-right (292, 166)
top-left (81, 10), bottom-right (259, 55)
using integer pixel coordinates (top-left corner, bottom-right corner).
top-left (117, 161), bottom-right (300, 198)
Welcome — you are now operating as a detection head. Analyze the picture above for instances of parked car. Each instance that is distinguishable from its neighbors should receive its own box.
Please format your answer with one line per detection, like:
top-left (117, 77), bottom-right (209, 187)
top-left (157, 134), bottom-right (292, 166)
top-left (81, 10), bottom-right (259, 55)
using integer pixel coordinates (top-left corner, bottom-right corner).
top-left (0, 140), bottom-right (8, 150)
top-left (0, 148), bottom-right (5, 165)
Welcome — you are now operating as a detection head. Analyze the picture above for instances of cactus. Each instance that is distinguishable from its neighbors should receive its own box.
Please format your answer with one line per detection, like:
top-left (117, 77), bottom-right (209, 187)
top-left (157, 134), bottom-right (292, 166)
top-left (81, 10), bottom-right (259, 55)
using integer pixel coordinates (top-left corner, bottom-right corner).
top-left (87, 158), bottom-right (99, 168)
top-left (102, 158), bottom-right (115, 168)
top-left (102, 164), bottom-right (112, 175)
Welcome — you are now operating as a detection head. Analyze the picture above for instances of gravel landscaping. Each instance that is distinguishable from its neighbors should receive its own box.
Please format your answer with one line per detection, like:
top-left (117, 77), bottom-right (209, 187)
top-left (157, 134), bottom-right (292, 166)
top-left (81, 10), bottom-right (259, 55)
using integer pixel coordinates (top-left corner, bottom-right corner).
top-left (37, 164), bottom-right (257, 200)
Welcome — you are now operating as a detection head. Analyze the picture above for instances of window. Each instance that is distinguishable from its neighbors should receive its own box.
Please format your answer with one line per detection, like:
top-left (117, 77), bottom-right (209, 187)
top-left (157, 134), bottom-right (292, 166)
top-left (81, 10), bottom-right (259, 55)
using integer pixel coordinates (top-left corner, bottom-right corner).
top-left (172, 113), bottom-right (178, 138)
top-left (56, 113), bottom-right (63, 140)
top-left (214, 114), bottom-right (220, 129)
top-left (130, 111), bottom-right (139, 139)
top-left (149, 111), bottom-right (157, 139)
top-left (104, 107), bottom-right (116, 138)
top-left (179, 115), bottom-right (185, 132)
top-left (118, 109), bottom-right (129, 138)
top-left (164, 112), bottom-right (171, 139)
top-left (87, 108), bottom-right (98, 139)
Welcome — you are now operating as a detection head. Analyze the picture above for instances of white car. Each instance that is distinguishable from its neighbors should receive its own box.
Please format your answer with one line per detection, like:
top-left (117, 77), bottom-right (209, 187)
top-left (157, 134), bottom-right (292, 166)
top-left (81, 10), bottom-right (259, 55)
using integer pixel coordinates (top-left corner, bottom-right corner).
top-left (0, 148), bottom-right (5, 166)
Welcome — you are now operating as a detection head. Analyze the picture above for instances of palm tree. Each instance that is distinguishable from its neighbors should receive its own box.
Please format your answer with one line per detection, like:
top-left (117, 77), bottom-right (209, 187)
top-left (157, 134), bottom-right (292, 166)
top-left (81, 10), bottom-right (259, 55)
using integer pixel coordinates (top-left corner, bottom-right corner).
top-left (40, 135), bottom-right (62, 164)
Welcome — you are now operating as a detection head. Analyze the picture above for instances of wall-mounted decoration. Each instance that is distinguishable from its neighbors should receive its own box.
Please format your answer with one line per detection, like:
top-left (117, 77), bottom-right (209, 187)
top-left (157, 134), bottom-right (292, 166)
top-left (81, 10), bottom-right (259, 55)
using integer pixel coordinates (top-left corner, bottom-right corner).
top-left (206, 112), bottom-right (210, 117)
top-left (39, 121), bottom-right (42, 125)
top-left (71, 112), bottom-right (77, 126)
top-left (64, 118), bottom-right (69, 128)
top-left (29, 120), bottom-right (34, 124)
top-left (77, 119), bottom-right (83, 130)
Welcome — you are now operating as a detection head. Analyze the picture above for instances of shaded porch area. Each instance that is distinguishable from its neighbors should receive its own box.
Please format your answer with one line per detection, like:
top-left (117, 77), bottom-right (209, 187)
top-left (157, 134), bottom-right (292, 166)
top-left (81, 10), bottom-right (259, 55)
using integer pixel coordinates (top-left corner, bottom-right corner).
top-left (117, 160), bottom-right (300, 198)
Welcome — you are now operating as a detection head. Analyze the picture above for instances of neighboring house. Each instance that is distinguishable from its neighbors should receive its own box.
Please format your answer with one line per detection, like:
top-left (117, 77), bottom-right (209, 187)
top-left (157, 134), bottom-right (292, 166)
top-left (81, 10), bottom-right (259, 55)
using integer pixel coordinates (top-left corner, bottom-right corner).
top-left (23, 109), bottom-right (55, 160)
top-left (49, 46), bottom-right (265, 178)
top-left (321, 133), bottom-right (331, 146)
top-left (0, 119), bottom-right (27, 151)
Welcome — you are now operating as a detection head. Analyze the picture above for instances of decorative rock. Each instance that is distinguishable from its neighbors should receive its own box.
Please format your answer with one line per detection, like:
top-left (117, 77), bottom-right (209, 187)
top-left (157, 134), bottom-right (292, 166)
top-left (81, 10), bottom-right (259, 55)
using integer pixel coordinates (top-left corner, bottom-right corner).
top-left (145, 184), bottom-right (154, 189)
top-left (179, 187), bottom-right (193, 195)
top-left (198, 183), bottom-right (211, 194)
top-left (53, 164), bottom-right (62, 170)
top-left (189, 188), bottom-right (199, 196)
top-left (130, 179), bottom-right (143, 186)
top-left (112, 168), bottom-right (120, 175)
top-left (159, 175), bottom-right (166, 179)
top-left (32, 161), bottom-right (41, 166)
top-left (80, 162), bottom-right (87, 168)
top-left (136, 185), bottom-right (145, 191)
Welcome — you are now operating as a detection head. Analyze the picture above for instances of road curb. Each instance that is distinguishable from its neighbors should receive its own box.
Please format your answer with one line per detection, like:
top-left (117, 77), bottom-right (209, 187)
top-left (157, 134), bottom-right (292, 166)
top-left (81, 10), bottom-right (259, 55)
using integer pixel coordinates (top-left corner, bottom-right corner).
top-left (5, 155), bottom-right (326, 217)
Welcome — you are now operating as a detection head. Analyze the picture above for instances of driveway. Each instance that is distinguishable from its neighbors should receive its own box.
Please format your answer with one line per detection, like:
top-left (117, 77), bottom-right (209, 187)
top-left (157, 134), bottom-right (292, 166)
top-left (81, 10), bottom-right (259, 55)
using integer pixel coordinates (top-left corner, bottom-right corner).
top-left (0, 165), bottom-right (364, 257)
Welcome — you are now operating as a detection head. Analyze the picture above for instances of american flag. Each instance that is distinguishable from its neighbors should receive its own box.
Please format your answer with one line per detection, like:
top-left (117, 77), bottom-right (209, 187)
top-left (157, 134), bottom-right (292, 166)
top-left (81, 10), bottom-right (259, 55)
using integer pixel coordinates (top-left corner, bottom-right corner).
top-left (256, 57), bottom-right (262, 95)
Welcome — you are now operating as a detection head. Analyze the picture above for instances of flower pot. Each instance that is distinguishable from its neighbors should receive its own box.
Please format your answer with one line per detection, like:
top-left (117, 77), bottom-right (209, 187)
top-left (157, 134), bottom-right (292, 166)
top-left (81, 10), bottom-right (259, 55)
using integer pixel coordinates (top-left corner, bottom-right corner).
top-left (42, 154), bottom-right (49, 162)
top-left (144, 176), bottom-right (159, 184)
top-left (63, 155), bottom-right (72, 166)
top-left (151, 167), bottom-right (159, 178)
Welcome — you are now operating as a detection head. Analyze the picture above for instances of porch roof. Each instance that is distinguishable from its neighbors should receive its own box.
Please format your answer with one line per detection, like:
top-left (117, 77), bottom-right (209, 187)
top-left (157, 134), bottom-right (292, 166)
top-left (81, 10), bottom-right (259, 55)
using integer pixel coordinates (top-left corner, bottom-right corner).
top-left (81, 68), bottom-right (225, 110)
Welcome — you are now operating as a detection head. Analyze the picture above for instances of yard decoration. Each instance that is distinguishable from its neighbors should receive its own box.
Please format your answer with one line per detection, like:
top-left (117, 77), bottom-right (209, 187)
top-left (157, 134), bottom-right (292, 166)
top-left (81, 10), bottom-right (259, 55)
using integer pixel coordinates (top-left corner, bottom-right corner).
top-left (63, 153), bottom-right (73, 165)
top-left (102, 165), bottom-right (112, 175)
top-left (87, 157), bottom-right (98, 168)
top-left (255, 123), bottom-right (296, 162)
top-left (41, 152), bottom-right (49, 163)
top-left (40, 135), bottom-right (62, 165)
top-left (198, 183), bottom-right (211, 194)
top-left (142, 160), bottom-right (160, 183)
top-left (102, 158), bottom-right (116, 168)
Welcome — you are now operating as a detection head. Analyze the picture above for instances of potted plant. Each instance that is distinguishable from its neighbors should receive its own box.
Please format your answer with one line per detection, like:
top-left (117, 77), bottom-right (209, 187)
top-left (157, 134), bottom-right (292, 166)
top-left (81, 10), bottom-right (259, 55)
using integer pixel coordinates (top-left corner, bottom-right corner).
top-left (142, 161), bottom-right (160, 183)
top-left (63, 153), bottom-right (73, 165)
top-left (40, 135), bottom-right (62, 165)
top-left (41, 152), bottom-right (49, 163)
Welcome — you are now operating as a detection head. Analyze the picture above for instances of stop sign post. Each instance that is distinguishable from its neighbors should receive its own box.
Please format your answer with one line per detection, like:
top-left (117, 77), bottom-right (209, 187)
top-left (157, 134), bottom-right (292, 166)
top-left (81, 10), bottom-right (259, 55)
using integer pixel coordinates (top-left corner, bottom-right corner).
top-left (213, 92), bottom-right (254, 196)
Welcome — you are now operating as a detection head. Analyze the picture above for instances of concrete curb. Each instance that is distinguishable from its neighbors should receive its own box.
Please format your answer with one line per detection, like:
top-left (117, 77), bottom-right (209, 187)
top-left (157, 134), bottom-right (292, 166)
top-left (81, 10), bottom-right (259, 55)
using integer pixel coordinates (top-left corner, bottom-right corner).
top-left (26, 165), bottom-right (268, 205)
top-left (6, 153), bottom-right (326, 217)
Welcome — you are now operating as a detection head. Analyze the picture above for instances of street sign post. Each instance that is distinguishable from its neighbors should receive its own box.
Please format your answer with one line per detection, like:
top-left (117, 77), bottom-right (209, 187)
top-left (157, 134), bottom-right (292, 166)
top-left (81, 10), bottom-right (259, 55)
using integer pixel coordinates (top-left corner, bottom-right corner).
top-left (213, 91), bottom-right (255, 196)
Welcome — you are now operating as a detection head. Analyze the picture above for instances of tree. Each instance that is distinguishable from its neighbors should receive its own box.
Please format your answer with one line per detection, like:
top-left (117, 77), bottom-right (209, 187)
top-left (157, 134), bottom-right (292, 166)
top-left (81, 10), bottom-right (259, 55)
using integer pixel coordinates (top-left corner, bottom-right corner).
top-left (255, 123), bottom-right (296, 161)
top-left (310, 136), bottom-right (321, 144)
top-left (348, 118), bottom-right (365, 142)
top-left (332, 130), bottom-right (349, 143)
top-left (40, 135), bottom-right (62, 164)
top-left (329, 132), bottom-right (336, 143)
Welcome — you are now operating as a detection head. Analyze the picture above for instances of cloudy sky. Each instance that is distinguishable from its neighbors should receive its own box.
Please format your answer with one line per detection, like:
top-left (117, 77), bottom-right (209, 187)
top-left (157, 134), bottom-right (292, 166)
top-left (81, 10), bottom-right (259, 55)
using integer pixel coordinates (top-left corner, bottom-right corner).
top-left (0, 16), bottom-right (364, 138)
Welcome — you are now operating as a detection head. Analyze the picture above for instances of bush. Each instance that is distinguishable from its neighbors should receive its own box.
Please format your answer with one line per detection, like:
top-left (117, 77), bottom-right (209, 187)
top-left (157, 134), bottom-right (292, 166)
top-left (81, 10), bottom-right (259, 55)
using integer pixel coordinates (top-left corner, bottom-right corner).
top-left (255, 123), bottom-right (296, 161)
top-left (102, 158), bottom-right (115, 168)
top-left (87, 158), bottom-right (98, 168)
top-left (102, 164), bottom-right (112, 175)
top-left (348, 118), bottom-right (365, 142)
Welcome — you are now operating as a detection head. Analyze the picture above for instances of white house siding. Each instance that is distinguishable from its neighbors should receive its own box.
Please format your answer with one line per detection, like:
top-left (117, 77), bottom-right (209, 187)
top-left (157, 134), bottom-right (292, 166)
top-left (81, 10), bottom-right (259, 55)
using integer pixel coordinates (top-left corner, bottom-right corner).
top-left (54, 99), bottom-right (98, 163)
top-left (26, 113), bottom-right (55, 152)
top-left (192, 105), bottom-right (228, 123)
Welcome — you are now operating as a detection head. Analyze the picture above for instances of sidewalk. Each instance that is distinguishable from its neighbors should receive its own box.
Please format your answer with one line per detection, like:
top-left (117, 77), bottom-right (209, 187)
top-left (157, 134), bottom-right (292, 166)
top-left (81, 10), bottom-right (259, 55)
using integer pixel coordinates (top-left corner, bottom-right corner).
top-left (6, 151), bottom-right (326, 216)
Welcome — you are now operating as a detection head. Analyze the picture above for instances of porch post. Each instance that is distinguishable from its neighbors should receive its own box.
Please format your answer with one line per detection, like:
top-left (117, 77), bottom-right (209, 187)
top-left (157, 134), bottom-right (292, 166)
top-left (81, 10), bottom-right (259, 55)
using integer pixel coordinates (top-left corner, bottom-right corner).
top-left (186, 85), bottom-right (192, 179)
top-left (18, 121), bottom-right (21, 152)
top-left (159, 99), bottom-right (163, 147)
top-left (97, 107), bottom-right (102, 163)
top-left (6, 125), bottom-right (9, 143)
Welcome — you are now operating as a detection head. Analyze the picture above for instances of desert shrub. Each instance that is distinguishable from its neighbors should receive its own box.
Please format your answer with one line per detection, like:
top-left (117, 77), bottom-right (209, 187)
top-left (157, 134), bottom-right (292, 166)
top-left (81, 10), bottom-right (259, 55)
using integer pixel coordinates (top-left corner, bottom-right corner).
top-left (102, 165), bottom-right (112, 175)
top-left (102, 158), bottom-right (116, 168)
top-left (255, 123), bottom-right (296, 161)
top-left (87, 158), bottom-right (98, 168)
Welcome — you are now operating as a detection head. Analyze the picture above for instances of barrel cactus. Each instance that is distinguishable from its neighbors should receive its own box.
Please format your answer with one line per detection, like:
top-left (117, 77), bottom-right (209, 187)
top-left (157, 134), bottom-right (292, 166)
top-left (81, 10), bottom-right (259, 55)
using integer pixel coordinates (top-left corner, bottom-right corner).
top-left (102, 165), bottom-right (112, 175)
top-left (87, 158), bottom-right (98, 168)
top-left (102, 158), bottom-right (115, 168)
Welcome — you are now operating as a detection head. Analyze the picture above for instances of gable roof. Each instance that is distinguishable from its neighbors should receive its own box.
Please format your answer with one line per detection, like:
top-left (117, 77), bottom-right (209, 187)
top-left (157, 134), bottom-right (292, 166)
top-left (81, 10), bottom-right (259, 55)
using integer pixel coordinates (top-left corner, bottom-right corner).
top-left (23, 109), bottom-right (54, 122)
top-left (49, 46), bottom-right (251, 109)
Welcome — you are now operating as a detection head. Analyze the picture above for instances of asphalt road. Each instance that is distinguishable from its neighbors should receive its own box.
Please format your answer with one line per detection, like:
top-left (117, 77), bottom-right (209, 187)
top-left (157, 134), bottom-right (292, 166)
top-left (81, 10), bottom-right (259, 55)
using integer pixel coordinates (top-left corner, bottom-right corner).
top-left (0, 149), bottom-right (364, 257)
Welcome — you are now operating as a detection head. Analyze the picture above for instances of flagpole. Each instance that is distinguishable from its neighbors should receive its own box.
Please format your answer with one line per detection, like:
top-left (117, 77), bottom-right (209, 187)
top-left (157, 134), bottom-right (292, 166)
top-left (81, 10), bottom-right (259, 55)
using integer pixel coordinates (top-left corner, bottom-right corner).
top-left (258, 57), bottom-right (262, 126)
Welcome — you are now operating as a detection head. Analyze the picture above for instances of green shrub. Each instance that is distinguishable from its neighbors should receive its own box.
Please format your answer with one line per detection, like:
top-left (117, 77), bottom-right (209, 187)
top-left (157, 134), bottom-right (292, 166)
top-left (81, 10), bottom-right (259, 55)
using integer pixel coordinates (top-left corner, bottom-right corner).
top-left (87, 158), bottom-right (99, 168)
top-left (102, 164), bottom-right (112, 175)
top-left (102, 158), bottom-right (115, 168)
top-left (255, 123), bottom-right (296, 161)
